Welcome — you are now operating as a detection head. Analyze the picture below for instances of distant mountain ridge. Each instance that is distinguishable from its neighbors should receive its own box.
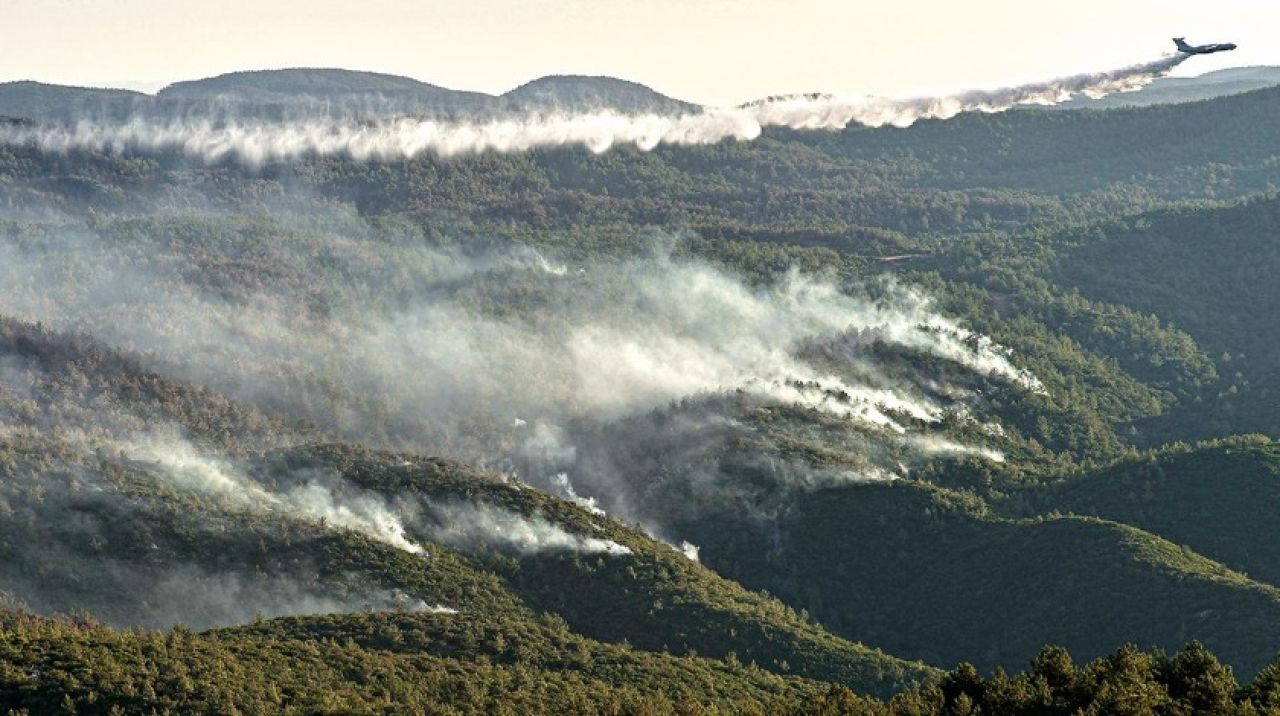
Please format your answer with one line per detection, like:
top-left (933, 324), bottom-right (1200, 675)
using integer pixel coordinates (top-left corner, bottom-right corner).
top-left (5, 65), bottom-right (1276, 124)
top-left (158, 68), bottom-right (466, 100)
top-left (0, 68), bottom-right (700, 122)
top-left (0, 80), bottom-right (152, 122)
top-left (157, 67), bottom-right (495, 116)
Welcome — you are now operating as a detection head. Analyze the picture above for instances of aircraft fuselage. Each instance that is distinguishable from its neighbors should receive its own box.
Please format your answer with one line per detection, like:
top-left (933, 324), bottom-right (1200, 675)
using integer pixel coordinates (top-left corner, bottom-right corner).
top-left (1174, 37), bottom-right (1238, 55)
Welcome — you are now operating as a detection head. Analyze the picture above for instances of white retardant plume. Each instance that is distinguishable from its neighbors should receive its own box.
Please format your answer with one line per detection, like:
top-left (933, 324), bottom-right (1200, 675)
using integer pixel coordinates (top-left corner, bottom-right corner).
top-left (0, 55), bottom-right (1191, 162)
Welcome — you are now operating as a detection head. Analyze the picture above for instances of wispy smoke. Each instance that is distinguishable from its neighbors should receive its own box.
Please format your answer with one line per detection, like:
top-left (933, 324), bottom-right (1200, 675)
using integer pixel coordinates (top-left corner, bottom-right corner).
top-left (125, 436), bottom-right (427, 555)
top-left (550, 472), bottom-right (606, 516)
top-left (0, 223), bottom-right (1033, 447)
top-left (679, 541), bottom-right (701, 562)
top-left (0, 435), bottom-right (456, 629)
top-left (0, 55), bottom-right (1191, 162)
top-left (419, 500), bottom-right (631, 556)
top-left (125, 434), bottom-right (632, 559)
top-left (904, 434), bottom-right (1005, 463)
top-left (3, 558), bottom-right (456, 631)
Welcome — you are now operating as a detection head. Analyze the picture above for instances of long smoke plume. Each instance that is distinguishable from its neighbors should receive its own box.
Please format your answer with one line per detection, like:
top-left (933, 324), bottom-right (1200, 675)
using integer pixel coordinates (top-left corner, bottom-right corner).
top-left (0, 55), bottom-right (1190, 162)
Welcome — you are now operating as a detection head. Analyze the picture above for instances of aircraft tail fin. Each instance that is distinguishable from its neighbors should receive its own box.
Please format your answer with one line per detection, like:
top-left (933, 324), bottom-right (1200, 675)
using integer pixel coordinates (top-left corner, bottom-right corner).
top-left (1173, 37), bottom-right (1193, 52)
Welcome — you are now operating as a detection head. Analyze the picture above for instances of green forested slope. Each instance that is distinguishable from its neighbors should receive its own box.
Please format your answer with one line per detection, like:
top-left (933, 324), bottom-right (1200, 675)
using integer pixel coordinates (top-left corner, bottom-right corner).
top-left (1049, 197), bottom-right (1280, 365)
top-left (0, 313), bottom-right (933, 698)
top-left (0, 434), bottom-right (932, 698)
top-left (0, 611), bottom-right (841, 715)
top-left (1046, 197), bottom-right (1280, 438)
top-left (801, 85), bottom-right (1280, 198)
top-left (1009, 438), bottom-right (1280, 587)
top-left (685, 477), bottom-right (1280, 678)
top-left (9, 614), bottom-right (1280, 715)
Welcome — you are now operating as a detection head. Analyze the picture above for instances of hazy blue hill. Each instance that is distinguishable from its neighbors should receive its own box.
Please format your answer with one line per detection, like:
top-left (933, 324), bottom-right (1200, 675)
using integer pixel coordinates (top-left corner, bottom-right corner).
top-left (159, 68), bottom-right (458, 99)
top-left (0, 80), bottom-right (152, 122)
top-left (157, 67), bottom-right (496, 116)
top-left (1048, 66), bottom-right (1280, 110)
top-left (0, 70), bottom-right (701, 123)
top-left (158, 70), bottom-right (701, 117)
top-left (501, 74), bottom-right (698, 114)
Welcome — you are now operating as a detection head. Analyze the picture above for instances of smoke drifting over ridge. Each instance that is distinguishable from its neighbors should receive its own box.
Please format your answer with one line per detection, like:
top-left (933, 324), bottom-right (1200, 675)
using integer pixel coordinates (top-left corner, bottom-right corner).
top-left (123, 436), bottom-right (427, 555)
top-left (0, 224), bottom-right (1036, 456)
top-left (421, 500), bottom-right (631, 556)
top-left (0, 192), bottom-right (1052, 563)
top-left (119, 434), bottom-right (631, 559)
top-left (0, 164), bottom-right (1057, 630)
top-left (1, 559), bottom-right (457, 631)
top-left (0, 55), bottom-right (1191, 162)
top-left (0, 205), bottom-right (1039, 492)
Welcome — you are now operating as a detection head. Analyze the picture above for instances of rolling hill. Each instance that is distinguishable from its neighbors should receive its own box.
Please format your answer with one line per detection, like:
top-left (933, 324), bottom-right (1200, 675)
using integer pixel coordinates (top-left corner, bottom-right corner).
top-left (684, 475), bottom-right (1280, 678)
top-left (158, 68), bottom-right (477, 102)
top-left (0, 315), bottom-right (932, 698)
top-left (157, 67), bottom-right (494, 116)
top-left (1000, 193), bottom-right (1280, 441)
top-left (1007, 438), bottom-right (1280, 587)
top-left (0, 81), bottom-right (151, 122)
top-left (0, 70), bottom-right (703, 123)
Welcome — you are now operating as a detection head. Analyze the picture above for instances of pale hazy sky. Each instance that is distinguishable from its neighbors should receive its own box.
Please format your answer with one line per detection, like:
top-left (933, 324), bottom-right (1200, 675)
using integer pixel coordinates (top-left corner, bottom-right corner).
top-left (2, 0), bottom-right (1275, 105)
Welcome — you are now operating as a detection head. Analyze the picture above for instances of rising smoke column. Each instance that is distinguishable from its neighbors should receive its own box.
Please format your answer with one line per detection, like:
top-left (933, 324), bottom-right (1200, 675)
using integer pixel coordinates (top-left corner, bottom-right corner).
top-left (0, 55), bottom-right (1191, 163)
